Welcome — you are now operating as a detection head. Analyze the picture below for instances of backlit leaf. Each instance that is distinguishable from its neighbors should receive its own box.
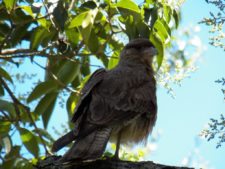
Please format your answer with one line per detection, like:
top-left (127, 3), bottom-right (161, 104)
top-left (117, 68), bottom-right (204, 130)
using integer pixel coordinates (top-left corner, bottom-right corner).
top-left (108, 55), bottom-right (119, 69)
top-left (154, 19), bottom-right (170, 43)
top-left (66, 93), bottom-right (79, 119)
top-left (150, 32), bottom-right (164, 69)
top-left (69, 9), bottom-right (98, 45)
top-left (3, 0), bottom-right (16, 11)
top-left (21, 6), bottom-right (48, 28)
top-left (19, 128), bottom-right (39, 157)
top-left (116, 0), bottom-right (140, 13)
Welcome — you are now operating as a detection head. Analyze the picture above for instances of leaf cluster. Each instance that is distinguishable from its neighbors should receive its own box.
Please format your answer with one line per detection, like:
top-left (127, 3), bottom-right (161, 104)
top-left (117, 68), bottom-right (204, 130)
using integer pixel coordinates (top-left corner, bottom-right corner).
top-left (200, 78), bottom-right (225, 148)
top-left (200, 0), bottom-right (225, 50)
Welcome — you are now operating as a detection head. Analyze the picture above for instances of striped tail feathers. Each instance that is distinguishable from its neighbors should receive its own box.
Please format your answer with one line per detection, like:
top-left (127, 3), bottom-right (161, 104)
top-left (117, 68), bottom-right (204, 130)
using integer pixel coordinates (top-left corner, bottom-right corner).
top-left (52, 131), bottom-right (76, 152)
top-left (58, 127), bottom-right (112, 162)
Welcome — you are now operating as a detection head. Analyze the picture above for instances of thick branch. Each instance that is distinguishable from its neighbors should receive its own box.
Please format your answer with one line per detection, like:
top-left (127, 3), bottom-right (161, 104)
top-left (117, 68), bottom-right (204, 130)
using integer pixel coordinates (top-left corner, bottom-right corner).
top-left (34, 157), bottom-right (193, 169)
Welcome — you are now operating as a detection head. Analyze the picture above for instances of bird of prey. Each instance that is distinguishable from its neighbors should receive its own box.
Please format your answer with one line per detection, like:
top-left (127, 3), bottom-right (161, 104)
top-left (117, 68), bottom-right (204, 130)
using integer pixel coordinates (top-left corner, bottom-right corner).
top-left (52, 38), bottom-right (158, 162)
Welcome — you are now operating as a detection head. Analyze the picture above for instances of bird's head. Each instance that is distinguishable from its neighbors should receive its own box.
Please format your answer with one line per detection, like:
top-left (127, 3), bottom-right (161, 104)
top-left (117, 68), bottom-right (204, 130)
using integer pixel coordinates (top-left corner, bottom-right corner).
top-left (120, 38), bottom-right (157, 66)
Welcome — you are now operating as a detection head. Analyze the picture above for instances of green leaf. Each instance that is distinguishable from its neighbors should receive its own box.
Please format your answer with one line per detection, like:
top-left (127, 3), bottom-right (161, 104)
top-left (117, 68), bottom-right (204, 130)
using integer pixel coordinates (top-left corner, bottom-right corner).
top-left (69, 12), bottom-right (89, 28)
top-left (160, 19), bottom-right (171, 36)
top-left (0, 84), bottom-right (4, 96)
top-left (52, 1), bottom-right (68, 31)
top-left (33, 128), bottom-right (54, 142)
top-left (116, 0), bottom-right (140, 13)
top-left (0, 22), bottom-right (11, 35)
top-left (65, 28), bottom-right (80, 48)
top-left (68, 9), bottom-right (98, 44)
top-left (87, 29), bottom-right (99, 53)
top-left (30, 27), bottom-right (48, 50)
top-left (21, 6), bottom-right (48, 28)
top-left (136, 21), bottom-right (150, 38)
top-left (0, 100), bottom-right (16, 118)
top-left (11, 8), bottom-right (32, 24)
top-left (150, 32), bottom-right (164, 69)
top-left (149, 7), bottom-right (158, 28)
top-left (69, 9), bottom-right (97, 28)
top-left (153, 19), bottom-right (170, 43)
top-left (19, 106), bottom-right (39, 123)
top-left (66, 93), bottom-right (79, 119)
top-left (19, 128), bottom-right (39, 157)
top-left (173, 9), bottom-right (180, 29)
top-left (0, 121), bottom-right (11, 135)
top-left (3, 0), bottom-right (16, 11)
top-left (27, 80), bottom-right (58, 103)
top-left (108, 55), bottom-right (119, 69)
top-left (0, 67), bottom-right (13, 83)
top-left (80, 57), bottom-right (91, 76)
top-left (16, 160), bottom-right (33, 169)
top-left (10, 23), bottom-right (30, 46)
top-left (123, 15), bottom-right (138, 39)
top-left (57, 60), bottom-right (80, 85)
top-left (21, 6), bottom-right (34, 17)
top-left (41, 95), bottom-right (57, 129)
top-left (163, 5), bottom-right (172, 23)
top-left (34, 92), bottom-right (58, 128)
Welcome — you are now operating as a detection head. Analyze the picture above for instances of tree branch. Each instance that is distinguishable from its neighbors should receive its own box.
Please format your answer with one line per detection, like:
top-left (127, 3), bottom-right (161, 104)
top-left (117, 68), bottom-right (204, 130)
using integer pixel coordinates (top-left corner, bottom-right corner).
top-left (0, 77), bottom-right (49, 155)
top-left (34, 157), bottom-right (194, 169)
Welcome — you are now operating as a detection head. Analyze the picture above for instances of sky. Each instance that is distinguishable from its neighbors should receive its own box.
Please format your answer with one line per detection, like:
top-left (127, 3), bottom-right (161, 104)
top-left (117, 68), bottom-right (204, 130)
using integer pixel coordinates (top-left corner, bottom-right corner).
top-left (7, 0), bottom-right (224, 168)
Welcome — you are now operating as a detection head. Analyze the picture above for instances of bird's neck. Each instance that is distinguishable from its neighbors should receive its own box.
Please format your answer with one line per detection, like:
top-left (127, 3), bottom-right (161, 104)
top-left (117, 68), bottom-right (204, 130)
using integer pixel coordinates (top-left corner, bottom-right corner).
top-left (118, 59), bottom-right (154, 75)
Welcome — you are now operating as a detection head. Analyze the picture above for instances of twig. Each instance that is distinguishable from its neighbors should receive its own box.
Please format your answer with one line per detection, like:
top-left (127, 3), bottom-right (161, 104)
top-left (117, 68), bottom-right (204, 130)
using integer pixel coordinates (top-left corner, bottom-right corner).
top-left (33, 60), bottom-right (80, 94)
top-left (69, 0), bottom-right (76, 11)
top-left (17, 13), bottom-right (52, 26)
top-left (0, 77), bottom-right (21, 120)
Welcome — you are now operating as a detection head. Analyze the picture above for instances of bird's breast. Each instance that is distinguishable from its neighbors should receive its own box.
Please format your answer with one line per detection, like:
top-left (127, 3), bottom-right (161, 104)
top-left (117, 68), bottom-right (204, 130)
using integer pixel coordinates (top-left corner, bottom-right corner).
top-left (110, 113), bottom-right (155, 144)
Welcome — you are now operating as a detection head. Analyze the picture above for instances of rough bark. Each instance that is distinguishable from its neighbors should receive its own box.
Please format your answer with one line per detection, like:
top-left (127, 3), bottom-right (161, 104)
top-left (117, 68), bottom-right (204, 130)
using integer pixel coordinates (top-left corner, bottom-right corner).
top-left (34, 156), bottom-right (193, 169)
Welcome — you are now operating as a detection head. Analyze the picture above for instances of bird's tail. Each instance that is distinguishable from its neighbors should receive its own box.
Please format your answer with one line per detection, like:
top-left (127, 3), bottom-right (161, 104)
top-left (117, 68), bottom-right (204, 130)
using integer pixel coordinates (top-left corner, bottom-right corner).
top-left (58, 127), bottom-right (112, 162)
top-left (52, 131), bottom-right (76, 152)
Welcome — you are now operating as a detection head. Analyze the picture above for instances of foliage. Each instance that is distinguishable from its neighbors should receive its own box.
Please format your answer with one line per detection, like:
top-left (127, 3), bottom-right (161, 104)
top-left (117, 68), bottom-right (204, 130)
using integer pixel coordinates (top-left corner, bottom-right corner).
top-left (199, 0), bottom-right (225, 148)
top-left (200, 78), bottom-right (225, 148)
top-left (0, 0), bottom-right (198, 168)
top-left (157, 25), bottom-right (203, 97)
top-left (199, 0), bottom-right (225, 50)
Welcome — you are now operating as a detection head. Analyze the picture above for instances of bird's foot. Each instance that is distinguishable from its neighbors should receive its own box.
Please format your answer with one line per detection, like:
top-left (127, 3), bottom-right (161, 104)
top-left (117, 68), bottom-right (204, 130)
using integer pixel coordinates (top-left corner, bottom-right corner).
top-left (103, 154), bottom-right (120, 161)
top-left (111, 155), bottom-right (120, 161)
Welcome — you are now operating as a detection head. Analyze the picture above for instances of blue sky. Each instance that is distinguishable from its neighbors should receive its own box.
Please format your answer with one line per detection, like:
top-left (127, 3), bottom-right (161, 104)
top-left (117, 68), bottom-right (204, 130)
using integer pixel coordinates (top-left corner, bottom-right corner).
top-left (8, 0), bottom-right (224, 168)
top-left (149, 0), bottom-right (225, 168)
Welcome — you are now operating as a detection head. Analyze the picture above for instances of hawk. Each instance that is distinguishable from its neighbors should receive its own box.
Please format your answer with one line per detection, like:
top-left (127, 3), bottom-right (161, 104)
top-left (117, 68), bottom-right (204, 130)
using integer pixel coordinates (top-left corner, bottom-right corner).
top-left (52, 38), bottom-right (158, 162)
